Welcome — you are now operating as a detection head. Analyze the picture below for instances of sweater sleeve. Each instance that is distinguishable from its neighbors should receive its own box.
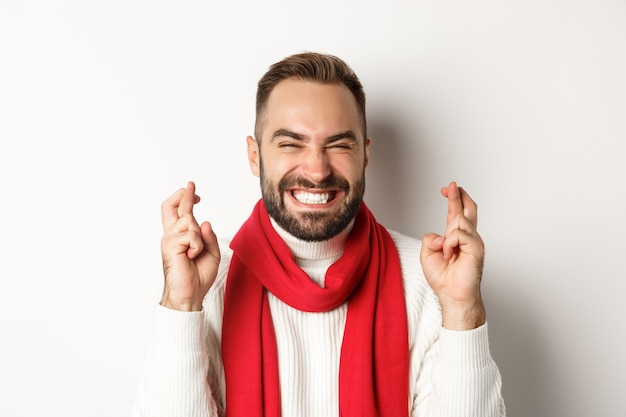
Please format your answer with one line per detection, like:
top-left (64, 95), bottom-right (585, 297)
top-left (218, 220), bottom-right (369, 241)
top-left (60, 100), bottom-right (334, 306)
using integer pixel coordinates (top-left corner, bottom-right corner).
top-left (415, 324), bottom-right (506, 417)
top-left (388, 230), bottom-right (506, 417)
top-left (130, 305), bottom-right (220, 417)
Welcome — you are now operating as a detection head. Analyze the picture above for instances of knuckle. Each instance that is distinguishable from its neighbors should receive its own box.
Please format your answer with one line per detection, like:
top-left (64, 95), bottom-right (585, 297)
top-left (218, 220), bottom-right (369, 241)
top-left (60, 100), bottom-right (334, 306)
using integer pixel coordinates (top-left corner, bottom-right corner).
top-left (185, 229), bottom-right (203, 245)
top-left (178, 212), bottom-right (197, 225)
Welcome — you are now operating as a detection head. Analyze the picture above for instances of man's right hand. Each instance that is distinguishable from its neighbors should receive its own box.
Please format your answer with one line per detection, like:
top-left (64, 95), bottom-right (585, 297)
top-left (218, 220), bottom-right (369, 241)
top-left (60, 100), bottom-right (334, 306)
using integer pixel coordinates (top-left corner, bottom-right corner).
top-left (160, 181), bottom-right (221, 311)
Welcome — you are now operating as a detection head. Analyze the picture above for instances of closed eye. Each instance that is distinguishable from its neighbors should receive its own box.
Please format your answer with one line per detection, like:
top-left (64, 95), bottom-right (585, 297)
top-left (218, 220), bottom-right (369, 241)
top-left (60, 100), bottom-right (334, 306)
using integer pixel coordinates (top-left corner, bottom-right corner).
top-left (328, 143), bottom-right (354, 149)
top-left (326, 131), bottom-right (358, 151)
top-left (278, 141), bottom-right (303, 148)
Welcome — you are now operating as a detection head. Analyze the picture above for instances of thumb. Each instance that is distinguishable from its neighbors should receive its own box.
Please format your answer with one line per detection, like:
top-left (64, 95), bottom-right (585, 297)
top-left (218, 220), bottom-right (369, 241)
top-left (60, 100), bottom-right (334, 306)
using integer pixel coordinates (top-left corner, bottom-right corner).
top-left (421, 232), bottom-right (444, 256)
top-left (200, 221), bottom-right (220, 260)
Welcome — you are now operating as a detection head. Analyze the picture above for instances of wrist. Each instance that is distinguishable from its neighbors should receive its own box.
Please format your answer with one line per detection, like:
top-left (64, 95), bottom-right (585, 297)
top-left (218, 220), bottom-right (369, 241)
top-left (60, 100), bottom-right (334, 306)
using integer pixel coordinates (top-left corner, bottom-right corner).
top-left (440, 299), bottom-right (486, 330)
top-left (160, 292), bottom-right (203, 312)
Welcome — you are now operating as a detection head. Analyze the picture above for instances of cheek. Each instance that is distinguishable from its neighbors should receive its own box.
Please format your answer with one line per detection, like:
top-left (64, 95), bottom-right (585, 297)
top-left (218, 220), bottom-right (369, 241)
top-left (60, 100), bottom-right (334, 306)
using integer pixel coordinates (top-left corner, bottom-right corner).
top-left (261, 159), bottom-right (295, 186)
top-left (264, 153), bottom-right (302, 178)
top-left (331, 155), bottom-right (366, 179)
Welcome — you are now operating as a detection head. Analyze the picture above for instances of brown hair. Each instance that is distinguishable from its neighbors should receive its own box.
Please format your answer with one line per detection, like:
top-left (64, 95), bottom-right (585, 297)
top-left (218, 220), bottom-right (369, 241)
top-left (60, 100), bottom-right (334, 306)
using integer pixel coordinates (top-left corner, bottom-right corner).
top-left (254, 52), bottom-right (367, 141)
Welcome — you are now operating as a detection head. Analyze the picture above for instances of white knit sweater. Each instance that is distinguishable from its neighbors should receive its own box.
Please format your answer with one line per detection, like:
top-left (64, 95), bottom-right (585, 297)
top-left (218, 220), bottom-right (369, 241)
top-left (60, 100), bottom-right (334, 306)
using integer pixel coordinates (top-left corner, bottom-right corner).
top-left (132, 223), bottom-right (505, 417)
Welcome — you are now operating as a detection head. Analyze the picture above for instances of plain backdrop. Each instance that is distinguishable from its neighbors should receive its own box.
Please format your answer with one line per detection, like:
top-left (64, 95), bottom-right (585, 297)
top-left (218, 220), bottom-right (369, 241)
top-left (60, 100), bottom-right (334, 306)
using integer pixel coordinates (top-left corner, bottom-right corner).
top-left (1, 1), bottom-right (625, 416)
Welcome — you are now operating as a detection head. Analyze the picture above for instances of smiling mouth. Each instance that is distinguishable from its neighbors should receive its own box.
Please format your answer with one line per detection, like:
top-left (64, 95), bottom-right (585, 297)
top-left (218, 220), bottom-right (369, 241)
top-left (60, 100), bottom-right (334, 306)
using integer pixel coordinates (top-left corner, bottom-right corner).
top-left (291, 190), bottom-right (338, 205)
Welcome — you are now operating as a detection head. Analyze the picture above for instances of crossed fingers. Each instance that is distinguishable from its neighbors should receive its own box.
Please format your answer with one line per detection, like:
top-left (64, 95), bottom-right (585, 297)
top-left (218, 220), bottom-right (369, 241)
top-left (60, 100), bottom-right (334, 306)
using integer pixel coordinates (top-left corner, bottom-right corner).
top-left (443, 181), bottom-right (478, 227)
top-left (441, 182), bottom-right (482, 260)
top-left (162, 182), bottom-right (201, 229)
top-left (161, 181), bottom-right (204, 259)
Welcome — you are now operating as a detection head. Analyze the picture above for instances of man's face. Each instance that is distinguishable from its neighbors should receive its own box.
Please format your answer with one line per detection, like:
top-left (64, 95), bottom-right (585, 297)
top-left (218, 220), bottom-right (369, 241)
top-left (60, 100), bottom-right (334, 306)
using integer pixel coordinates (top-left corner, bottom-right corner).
top-left (247, 78), bottom-right (371, 241)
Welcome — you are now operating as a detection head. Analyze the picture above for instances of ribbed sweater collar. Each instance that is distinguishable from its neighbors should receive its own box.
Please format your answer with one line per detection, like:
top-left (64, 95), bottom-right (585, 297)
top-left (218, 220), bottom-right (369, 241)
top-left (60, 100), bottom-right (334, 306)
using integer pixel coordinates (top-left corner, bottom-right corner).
top-left (269, 217), bottom-right (355, 265)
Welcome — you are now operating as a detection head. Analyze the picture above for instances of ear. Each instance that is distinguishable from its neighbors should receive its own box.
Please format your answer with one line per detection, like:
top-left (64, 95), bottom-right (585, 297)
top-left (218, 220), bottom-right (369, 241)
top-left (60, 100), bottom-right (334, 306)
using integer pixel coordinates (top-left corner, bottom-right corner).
top-left (246, 135), bottom-right (260, 177)
top-left (364, 137), bottom-right (372, 168)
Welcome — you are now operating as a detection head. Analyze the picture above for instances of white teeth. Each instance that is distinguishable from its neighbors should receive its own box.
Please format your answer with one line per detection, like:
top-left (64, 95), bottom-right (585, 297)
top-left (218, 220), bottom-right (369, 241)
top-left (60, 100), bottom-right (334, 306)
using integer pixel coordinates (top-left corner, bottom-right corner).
top-left (293, 191), bottom-right (330, 204)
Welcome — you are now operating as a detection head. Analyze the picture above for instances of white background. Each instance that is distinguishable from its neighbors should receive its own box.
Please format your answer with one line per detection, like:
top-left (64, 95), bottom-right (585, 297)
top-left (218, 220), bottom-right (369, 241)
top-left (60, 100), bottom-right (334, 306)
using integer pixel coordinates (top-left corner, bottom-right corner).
top-left (1, 1), bottom-right (625, 416)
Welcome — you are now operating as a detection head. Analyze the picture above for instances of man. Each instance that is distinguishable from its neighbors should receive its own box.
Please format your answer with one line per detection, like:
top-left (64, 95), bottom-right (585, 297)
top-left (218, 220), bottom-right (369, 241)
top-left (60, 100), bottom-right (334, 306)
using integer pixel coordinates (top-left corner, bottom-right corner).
top-left (132, 52), bottom-right (505, 417)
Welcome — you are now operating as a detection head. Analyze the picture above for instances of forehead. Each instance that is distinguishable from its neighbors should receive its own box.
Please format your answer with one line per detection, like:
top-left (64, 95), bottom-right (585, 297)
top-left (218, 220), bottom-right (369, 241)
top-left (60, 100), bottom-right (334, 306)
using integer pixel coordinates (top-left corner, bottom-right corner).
top-left (261, 78), bottom-right (363, 140)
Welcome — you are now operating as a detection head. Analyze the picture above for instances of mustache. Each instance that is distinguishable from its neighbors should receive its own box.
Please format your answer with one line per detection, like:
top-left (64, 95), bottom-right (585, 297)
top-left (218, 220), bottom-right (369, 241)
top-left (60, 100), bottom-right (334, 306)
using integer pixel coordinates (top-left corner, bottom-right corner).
top-left (278, 174), bottom-right (350, 193)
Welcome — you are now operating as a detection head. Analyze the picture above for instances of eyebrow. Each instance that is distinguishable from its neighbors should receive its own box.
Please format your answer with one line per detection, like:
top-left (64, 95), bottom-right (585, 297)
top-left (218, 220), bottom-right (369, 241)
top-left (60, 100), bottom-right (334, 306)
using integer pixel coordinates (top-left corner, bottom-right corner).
top-left (271, 129), bottom-right (304, 141)
top-left (271, 129), bottom-right (358, 143)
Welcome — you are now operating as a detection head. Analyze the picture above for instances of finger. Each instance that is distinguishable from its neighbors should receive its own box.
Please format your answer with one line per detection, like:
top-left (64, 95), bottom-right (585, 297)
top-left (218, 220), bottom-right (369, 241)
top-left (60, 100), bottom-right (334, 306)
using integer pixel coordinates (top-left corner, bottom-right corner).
top-left (419, 232), bottom-right (446, 271)
top-left (441, 228), bottom-right (485, 260)
top-left (178, 181), bottom-right (198, 218)
top-left (444, 213), bottom-right (478, 237)
top-left (421, 232), bottom-right (444, 255)
top-left (162, 188), bottom-right (186, 230)
top-left (442, 229), bottom-right (463, 260)
top-left (443, 181), bottom-right (463, 225)
top-left (161, 228), bottom-right (205, 258)
top-left (200, 221), bottom-right (221, 261)
top-left (173, 212), bottom-right (203, 236)
top-left (161, 184), bottom-right (201, 230)
top-left (186, 227), bottom-right (205, 259)
top-left (189, 221), bottom-right (220, 262)
top-left (458, 187), bottom-right (478, 226)
top-left (442, 182), bottom-right (479, 227)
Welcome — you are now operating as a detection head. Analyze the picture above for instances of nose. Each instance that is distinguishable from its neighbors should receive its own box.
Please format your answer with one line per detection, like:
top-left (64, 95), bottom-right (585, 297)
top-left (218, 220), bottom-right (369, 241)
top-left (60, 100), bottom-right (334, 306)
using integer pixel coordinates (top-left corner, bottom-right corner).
top-left (302, 149), bottom-right (331, 184)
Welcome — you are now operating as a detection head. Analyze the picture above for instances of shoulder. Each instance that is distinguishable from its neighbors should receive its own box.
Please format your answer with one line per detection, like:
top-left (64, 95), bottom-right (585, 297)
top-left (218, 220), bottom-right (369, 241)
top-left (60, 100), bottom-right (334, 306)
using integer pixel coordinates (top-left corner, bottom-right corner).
top-left (386, 229), bottom-right (424, 289)
top-left (386, 229), bottom-right (430, 296)
top-left (387, 229), bottom-right (421, 264)
top-left (385, 228), bottom-right (442, 344)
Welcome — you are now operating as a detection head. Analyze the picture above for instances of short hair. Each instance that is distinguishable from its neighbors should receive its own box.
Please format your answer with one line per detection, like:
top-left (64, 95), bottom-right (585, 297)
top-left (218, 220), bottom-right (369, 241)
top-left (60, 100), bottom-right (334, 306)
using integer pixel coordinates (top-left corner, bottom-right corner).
top-left (254, 52), bottom-right (367, 141)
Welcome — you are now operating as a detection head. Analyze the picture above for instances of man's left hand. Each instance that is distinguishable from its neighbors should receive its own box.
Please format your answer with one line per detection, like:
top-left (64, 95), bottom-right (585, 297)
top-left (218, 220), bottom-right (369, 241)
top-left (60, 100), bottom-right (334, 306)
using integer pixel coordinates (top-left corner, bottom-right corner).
top-left (420, 182), bottom-right (487, 330)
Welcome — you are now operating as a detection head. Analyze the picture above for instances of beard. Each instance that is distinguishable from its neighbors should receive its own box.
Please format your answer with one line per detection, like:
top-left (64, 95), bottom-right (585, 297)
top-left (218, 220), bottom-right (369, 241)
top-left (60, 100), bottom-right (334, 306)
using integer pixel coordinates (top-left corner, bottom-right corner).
top-left (260, 163), bottom-right (365, 242)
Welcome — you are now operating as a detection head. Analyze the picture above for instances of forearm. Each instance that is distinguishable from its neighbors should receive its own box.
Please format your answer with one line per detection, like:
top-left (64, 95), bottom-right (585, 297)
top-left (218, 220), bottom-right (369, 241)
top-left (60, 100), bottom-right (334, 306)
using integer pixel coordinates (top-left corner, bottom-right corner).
top-left (131, 305), bottom-right (219, 417)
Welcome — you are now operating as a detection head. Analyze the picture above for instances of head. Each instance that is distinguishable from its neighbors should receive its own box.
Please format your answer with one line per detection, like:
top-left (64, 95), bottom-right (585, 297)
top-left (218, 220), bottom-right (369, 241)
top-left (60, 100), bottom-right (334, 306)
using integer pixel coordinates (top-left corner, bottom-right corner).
top-left (254, 52), bottom-right (367, 141)
top-left (247, 52), bottom-right (371, 241)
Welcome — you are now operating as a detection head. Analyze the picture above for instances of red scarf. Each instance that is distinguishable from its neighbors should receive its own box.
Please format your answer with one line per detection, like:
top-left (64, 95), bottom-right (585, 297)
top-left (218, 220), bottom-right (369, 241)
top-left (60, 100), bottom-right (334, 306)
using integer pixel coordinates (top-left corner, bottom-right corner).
top-left (222, 200), bottom-right (409, 417)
